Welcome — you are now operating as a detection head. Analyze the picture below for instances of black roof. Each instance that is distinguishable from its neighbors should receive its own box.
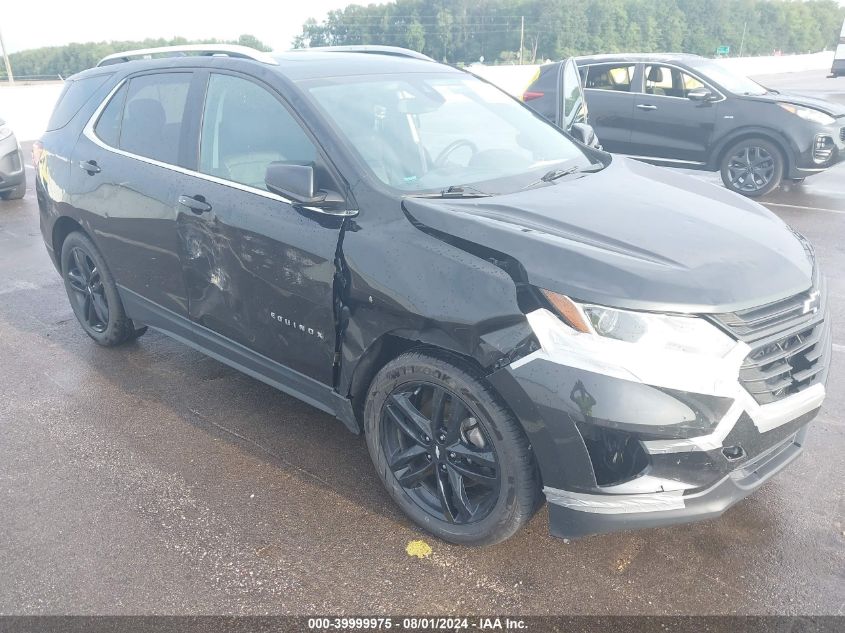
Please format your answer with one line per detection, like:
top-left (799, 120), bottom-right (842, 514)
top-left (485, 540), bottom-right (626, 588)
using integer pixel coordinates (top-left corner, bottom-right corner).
top-left (71, 50), bottom-right (452, 83)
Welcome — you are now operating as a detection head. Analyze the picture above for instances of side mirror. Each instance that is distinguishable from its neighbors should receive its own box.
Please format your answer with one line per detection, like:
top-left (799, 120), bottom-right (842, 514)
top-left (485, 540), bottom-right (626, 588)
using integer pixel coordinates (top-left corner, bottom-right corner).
top-left (687, 88), bottom-right (715, 102)
top-left (265, 162), bottom-right (316, 202)
top-left (264, 162), bottom-right (357, 217)
top-left (569, 122), bottom-right (600, 148)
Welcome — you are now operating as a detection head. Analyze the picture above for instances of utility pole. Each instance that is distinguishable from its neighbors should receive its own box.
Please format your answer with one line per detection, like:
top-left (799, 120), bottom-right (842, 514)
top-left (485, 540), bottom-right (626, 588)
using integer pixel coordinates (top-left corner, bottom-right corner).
top-left (519, 16), bottom-right (524, 65)
top-left (0, 26), bottom-right (13, 84)
top-left (739, 21), bottom-right (747, 58)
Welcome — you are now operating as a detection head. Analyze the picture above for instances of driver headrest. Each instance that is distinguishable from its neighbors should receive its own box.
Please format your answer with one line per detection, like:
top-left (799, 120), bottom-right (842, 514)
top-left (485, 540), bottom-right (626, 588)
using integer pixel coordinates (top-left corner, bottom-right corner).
top-left (647, 67), bottom-right (664, 83)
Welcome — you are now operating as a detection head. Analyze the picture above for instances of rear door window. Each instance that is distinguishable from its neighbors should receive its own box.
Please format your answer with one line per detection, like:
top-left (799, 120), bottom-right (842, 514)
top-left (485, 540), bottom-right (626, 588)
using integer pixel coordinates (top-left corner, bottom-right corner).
top-left (582, 64), bottom-right (635, 92)
top-left (116, 73), bottom-right (192, 164)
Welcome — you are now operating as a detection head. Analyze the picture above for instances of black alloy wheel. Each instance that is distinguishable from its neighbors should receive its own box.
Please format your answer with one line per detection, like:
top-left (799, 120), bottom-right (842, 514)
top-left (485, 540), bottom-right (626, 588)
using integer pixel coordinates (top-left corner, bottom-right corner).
top-left (720, 138), bottom-right (784, 198)
top-left (66, 246), bottom-right (110, 333)
top-left (60, 231), bottom-right (147, 346)
top-left (380, 382), bottom-right (500, 524)
top-left (365, 352), bottom-right (541, 545)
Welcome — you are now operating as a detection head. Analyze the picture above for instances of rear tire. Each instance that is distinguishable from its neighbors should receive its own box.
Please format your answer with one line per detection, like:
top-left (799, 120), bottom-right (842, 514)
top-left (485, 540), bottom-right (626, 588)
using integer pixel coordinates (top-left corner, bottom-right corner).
top-left (364, 351), bottom-right (541, 546)
top-left (60, 231), bottom-right (146, 346)
top-left (720, 138), bottom-right (784, 198)
top-left (0, 181), bottom-right (26, 200)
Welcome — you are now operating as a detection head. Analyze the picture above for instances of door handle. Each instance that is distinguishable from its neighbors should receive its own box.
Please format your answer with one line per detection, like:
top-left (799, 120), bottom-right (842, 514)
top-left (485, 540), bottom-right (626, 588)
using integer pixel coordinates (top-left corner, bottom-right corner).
top-left (78, 160), bottom-right (101, 175)
top-left (636, 104), bottom-right (658, 111)
top-left (178, 194), bottom-right (212, 214)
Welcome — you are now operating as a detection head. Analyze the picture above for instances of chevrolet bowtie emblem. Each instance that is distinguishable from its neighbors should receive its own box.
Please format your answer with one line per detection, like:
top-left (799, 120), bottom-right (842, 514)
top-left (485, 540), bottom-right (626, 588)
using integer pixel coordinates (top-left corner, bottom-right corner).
top-left (802, 291), bottom-right (820, 315)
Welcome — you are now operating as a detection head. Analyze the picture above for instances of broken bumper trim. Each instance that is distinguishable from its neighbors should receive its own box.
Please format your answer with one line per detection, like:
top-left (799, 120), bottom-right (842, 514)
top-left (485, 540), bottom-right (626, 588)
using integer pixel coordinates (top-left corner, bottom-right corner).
top-left (546, 425), bottom-right (808, 538)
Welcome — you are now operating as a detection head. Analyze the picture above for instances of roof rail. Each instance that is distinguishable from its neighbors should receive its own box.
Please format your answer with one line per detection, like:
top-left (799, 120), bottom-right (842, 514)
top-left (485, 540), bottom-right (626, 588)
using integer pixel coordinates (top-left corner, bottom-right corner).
top-left (288, 45), bottom-right (434, 62)
top-left (96, 44), bottom-right (278, 67)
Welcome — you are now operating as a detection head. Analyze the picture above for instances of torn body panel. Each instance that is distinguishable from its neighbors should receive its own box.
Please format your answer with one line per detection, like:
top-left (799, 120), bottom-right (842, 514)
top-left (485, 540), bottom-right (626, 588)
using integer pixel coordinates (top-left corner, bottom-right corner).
top-left (490, 305), bottom-right (826, 538)
top-left (176, 183), bottom-right (342, 385)
top-left (335, 197), bottom-right (537, 422)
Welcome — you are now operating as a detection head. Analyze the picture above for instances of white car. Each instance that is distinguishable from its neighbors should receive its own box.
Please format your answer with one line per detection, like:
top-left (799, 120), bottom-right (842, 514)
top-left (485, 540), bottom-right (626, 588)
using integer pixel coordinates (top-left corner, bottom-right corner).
top-left (0, 118), bottom-right (26, 200)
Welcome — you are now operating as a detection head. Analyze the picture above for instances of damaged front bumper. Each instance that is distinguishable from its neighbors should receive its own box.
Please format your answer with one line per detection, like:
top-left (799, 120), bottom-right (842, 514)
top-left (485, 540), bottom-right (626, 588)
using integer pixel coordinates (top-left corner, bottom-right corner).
top-left (488, 302), bottom-right (829, 539)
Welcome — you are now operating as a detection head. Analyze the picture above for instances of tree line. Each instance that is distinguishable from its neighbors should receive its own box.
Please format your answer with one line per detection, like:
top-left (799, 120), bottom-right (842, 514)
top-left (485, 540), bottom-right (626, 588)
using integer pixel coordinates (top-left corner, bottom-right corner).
top-left (0, 35), bottom-right (270, 80)
top-left (294, 0), bottom-right (845, 64)
top-left (3, 0), bottom-right (843, 79)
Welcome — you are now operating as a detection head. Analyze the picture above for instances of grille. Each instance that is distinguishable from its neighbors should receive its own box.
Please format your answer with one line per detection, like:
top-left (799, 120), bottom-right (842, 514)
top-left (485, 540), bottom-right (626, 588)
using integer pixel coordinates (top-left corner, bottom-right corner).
top-left (841, 127), bottom-right (845, 142)
top-left (711, 271), bottom-right (830, 405)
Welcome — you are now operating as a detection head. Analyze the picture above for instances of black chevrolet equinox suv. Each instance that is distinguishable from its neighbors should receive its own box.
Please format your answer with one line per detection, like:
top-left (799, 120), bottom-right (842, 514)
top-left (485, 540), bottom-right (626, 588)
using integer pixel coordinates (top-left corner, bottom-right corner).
top-left (36, 45), bottom-right (831, 545)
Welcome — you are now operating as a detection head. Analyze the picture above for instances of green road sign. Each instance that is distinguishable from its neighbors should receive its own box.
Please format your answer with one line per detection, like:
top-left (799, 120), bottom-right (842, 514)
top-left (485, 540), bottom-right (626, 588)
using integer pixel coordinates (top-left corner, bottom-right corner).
top-left (716, 45), bottom-right (730, 55)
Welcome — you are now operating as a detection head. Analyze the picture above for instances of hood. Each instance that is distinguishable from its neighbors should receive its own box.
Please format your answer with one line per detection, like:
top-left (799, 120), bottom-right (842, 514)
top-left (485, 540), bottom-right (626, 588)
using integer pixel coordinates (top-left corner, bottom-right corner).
top-left (402, 158), bottom-right (813, 314)
top-left (743, 91), bottom-right (845, 118)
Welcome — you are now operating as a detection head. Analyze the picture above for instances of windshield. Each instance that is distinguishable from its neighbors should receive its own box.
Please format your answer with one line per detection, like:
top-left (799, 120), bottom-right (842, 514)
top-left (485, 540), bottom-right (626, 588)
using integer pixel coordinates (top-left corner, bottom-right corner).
top-left (302, 72), bottom-right (594, 193)
top-left (691, 61), bottom-right (768, 96)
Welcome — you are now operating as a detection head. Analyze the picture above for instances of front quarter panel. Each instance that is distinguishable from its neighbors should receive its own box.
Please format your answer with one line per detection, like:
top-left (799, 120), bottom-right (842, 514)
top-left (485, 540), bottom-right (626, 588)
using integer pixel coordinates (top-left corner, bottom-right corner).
top-left (337, 195), bottom-right (537, 407)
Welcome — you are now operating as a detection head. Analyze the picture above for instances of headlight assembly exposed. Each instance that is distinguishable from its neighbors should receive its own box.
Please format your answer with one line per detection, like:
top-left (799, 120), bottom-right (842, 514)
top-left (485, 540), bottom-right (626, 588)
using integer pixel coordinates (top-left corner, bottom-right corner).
top-left (777, 103), bottom-right (835, 126)
top-left (540, 289), bottom-right (736, 359)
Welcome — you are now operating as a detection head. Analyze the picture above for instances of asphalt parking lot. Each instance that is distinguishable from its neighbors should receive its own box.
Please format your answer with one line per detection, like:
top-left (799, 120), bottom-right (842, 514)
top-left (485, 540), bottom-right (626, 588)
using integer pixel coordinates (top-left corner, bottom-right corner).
top-left (0, 70), bottom-right (843, 616)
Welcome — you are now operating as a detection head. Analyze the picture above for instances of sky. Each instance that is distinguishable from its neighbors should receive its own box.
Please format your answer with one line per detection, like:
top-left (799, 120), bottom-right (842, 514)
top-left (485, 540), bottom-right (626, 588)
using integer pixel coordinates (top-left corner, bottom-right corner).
top-left (2, 0), bottom-right (845, 54)
top-left (0, 0), bottom-right (389, 54)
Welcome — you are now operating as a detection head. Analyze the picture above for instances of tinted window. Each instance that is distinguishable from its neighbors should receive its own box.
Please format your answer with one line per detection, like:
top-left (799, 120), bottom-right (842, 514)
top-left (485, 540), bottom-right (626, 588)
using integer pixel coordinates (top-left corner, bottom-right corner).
top-left (583, 64), bottom-right (635, 92)
top-left (199, 73), bottom-right (317, 190)
top-left (94, 83), bottom-right (128, 147)
top-left (46, 74), bottom-right (113, 131)
top-left (119, 73), bottom-right (191, 164)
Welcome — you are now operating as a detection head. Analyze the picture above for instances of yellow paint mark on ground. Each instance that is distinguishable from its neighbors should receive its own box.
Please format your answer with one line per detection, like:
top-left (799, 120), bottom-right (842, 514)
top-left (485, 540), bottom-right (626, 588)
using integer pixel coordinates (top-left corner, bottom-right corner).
top-left (406, 539), bottom-right (433, 559)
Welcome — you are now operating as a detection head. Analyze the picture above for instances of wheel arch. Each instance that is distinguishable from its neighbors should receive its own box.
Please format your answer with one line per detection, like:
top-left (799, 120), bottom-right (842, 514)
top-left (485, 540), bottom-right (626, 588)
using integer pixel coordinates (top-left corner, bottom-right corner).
top-left (344, 331), bottom-right (492, 433)
top-left (710, 128), bottom-right (793, 174)
top-left (52, 216), bottom-right (88, 266)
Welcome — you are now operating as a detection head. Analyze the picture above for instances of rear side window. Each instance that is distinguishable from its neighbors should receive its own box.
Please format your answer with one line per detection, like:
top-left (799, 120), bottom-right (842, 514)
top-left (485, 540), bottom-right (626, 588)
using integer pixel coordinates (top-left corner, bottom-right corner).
top-left (117, 73), bottom-right (192, 164)
top-left (46, 74), bottom-right (113, 131)
top-left (94, 84), bottom-right (128, 147)
top-left (199, 73), bottom-right (317, 190)
top-left (582, 64), bottom-right (635, 92)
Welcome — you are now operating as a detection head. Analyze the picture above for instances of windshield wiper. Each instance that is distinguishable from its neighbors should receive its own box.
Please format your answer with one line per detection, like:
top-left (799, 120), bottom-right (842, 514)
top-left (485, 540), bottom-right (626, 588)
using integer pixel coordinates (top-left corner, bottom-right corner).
top-left (522, 162), bottom-right (605, 190)
top-left (411, 185), bottom-right (493, 199)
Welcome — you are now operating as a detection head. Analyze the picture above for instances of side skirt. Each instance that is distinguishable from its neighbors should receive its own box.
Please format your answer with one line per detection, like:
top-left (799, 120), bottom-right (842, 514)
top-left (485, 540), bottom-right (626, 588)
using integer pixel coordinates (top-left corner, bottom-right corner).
top-left (118, 285), bottom-right (359, 434)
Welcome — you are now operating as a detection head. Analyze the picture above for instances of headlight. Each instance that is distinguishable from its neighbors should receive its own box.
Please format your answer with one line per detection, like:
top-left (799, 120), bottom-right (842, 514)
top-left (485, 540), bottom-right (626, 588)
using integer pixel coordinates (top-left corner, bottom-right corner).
top-left (541, 289), bottom-right (735, 359)
top-left (778, 103), bottom-right (835, 126)
top-left (0, 126), bottom-right (12, 142)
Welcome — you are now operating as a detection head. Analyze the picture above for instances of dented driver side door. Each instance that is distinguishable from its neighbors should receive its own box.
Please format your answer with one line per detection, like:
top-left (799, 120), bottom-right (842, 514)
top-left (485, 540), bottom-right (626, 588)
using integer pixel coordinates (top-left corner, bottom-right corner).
top-left (176, 70), bottom-right (342, 385)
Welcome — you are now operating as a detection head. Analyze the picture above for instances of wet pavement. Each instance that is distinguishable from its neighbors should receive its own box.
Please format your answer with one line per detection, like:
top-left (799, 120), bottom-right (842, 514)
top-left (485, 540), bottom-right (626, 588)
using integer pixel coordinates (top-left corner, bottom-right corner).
top-left (0, 70), bottom-right (843, 616)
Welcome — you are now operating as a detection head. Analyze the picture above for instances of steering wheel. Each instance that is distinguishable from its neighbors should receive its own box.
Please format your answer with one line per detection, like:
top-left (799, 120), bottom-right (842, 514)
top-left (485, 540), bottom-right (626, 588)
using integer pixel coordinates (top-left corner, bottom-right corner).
top-left (434, 139), bottom-right (479, 168)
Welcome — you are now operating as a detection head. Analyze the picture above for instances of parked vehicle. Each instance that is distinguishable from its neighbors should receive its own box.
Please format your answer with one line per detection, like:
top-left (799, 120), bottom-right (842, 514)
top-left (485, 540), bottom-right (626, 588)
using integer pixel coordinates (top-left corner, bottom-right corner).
top-left (832, 19), bottom-right (845, 77)
top-left (0, 118), bottom-right (26, 200)
top-left (470, 58), bottom-right (600, 147)
top-left (37, 45), bottom-right (830, 544)
top-left (522, 53), bottom-right (845, 197)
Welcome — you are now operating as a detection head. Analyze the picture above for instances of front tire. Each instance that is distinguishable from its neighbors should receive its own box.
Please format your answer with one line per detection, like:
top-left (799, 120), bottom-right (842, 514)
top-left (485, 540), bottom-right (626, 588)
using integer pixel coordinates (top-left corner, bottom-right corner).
top-left (720, 138), bottom-right (784, 198)
top-left (60, 231), bottom-right (146, 346)
top-left (364, 351), bottom-right (541, 546)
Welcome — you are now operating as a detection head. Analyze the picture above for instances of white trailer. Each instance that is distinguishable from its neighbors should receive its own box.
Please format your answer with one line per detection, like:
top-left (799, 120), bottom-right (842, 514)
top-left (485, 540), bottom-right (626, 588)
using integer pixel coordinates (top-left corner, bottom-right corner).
top-left (832, 18), bottom-right (845, 77)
